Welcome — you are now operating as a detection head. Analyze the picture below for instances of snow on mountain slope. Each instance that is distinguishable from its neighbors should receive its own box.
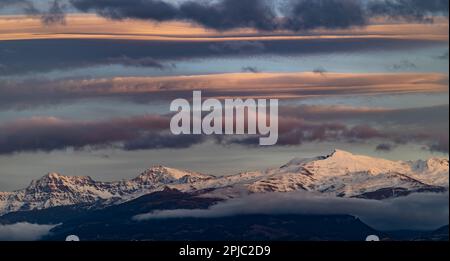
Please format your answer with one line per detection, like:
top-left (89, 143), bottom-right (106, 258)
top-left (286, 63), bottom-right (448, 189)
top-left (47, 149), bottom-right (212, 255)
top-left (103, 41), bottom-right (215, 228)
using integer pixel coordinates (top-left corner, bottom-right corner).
top-left (133, 166), bottom-right (214, 185)
top-left (0, 192), bottom-right (12, 201)
top-left (3, 173), bottom-right (116, 213)
top-left (0, 166), bottom-right (213, 215)
top-left (284, 149), bottom-right (410, 177)
top-left (114, 166), bottom-right (215, 194)
top-left (0, 150), bottom-right (448, 216)
top-left (409, 158), bottom-right (449, 187)
top-left (246, 150), bottom-right (448, 197)
top-left (171, 171), bottom-right (265, 193)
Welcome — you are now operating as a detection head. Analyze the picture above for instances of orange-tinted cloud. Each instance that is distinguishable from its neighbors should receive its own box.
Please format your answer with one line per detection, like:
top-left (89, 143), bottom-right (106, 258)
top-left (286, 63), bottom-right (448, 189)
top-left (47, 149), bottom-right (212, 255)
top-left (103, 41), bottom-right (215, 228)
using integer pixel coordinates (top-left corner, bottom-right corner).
top-left (1, 72), bottom-right (447, 109)
top-left (0, 14), bottom-right (448, 41)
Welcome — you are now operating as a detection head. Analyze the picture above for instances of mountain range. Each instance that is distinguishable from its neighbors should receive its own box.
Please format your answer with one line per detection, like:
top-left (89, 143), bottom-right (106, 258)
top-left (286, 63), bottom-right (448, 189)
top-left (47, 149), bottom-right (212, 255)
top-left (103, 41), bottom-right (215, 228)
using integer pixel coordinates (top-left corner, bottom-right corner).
top-left (1, 149), bottom-right (448, 216)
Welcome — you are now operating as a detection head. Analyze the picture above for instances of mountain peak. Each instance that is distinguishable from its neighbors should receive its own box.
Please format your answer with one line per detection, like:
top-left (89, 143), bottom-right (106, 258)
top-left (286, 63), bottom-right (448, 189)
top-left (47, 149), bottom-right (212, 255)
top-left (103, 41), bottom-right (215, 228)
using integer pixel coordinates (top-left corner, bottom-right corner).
top-left (41, 172), bottom-right (93, 182)
top-left (142, 165), bottom-right (188, 178)
top-left (147, 165), bottom-right (173, 173)
top-left (282, 149), bottom-right (355, 169)
top-left (46, 172), bottom-right (63, 179)
top-left (28, 173), bottom-right (95, 191)
top-left (134, 165), bottom-right (212, 185)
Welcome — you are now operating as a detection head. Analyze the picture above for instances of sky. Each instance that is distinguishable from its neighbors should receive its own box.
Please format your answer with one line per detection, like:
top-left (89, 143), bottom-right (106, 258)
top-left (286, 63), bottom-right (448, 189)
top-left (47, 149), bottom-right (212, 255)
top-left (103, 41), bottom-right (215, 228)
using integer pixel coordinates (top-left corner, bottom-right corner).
top-left (0, 0), bottom-right (448, 191)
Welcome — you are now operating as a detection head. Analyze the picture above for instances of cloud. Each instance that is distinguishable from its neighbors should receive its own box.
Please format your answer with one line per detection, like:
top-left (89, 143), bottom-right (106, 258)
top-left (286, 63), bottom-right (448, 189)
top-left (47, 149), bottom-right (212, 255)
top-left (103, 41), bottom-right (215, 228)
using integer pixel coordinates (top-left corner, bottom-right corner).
top-left (391, 60), bottom-right (417, 71)
top-left (313, 67), bottom-right (328, 75)
top-left (0, 0), bottom-right (33, 9)
top-left (227, 122), bottom-right (391, 147)
top-left (3, 1), bottom-right (448, 33)
top-left (282, 0), bottom-right (367, 31)
top-left (0, 115), bottom-right (170, 154)
top-left (209, 41), bottom-right (266, 54)
top-left (123, 133), bottom-right (205, 150)
top-left (68, 0), bottom-right (448, 32)
top-left (0, 222), bottom-right (57, 241)
top-left (0, 35), bottom-right (444, 75)
top-left (0, 104), bottom-right (447, 155)
top-left (106, 56), bottom-right (173, 69)
top-left (70, 0), bottom-right (179, 22)
top-left (225, 104), bottom-right (449, 153)
top-left (179, 0), bottom-right (278, 31)
top-left (0, 72), bottom-right (447, 109)
top-left (344, 124), bottom-right (384, 139)
top-left (279, 104), bottom-right (450, 127)
top-left (0, 41), bottom-right (175, 75)
top-left (376, 143), bottom-right (396, 152)
top-left (71, 0), bottom-right (278, 31)
top-left (428, 136), bottom-right (450, 153)
top-left (241, 66), bottom-right (260, 73)
top-left (40, 0), bottom-right (67, 26)
top-left (368, 0), bottom-right (449, 22)
top-left (133, 191), bottom-right (449, 231)
top-left (437, 50), bottom-right (449, 60)
top-left (0, 0), bottom-right (66, 26)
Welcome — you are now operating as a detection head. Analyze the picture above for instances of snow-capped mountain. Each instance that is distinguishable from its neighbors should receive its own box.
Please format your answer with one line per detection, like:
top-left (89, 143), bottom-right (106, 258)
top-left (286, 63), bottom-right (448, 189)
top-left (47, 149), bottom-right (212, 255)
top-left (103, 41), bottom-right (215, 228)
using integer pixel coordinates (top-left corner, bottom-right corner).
top-left (246, 150), bottom-right (448, 198)
top-left (0, 166), bottom-right (212, 215)
top-left (0, 150), bottom-right (448, 216)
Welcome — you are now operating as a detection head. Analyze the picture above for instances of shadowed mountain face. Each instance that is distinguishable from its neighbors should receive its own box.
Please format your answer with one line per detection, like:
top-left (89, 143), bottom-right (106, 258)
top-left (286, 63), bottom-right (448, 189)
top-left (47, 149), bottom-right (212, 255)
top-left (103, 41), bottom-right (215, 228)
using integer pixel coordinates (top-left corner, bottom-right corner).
top-left (1, 188), bottom-right (447, 241)
top-left (0, 188), bottom-right (221, 224)
top-left (48, 214), bottom-right (381, 241)
top-left (0, 188), bottom-right (379, 241)
top-left (386, 225), bottom-right (450, 241)
top-left (429, 225), bottom-right (450, 241)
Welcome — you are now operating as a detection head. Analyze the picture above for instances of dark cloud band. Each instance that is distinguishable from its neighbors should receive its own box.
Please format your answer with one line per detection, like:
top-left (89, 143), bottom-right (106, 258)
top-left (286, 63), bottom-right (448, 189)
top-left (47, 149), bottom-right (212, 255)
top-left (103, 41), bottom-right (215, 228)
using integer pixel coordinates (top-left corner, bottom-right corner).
top-left (0, 105), bottom-right (447, 154)
top-left (1, 38), bottom-right (441, 76)
top-left (368, 0), bottom-right (449, 22)
top-left (0, 0), bottom-right (66, 26)
top-left (69, 0), bottom-right (449, 32)
top-left (2, 0), bottom-right (447, 30)
top-left (0, 115), bottom-right (170, 154)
